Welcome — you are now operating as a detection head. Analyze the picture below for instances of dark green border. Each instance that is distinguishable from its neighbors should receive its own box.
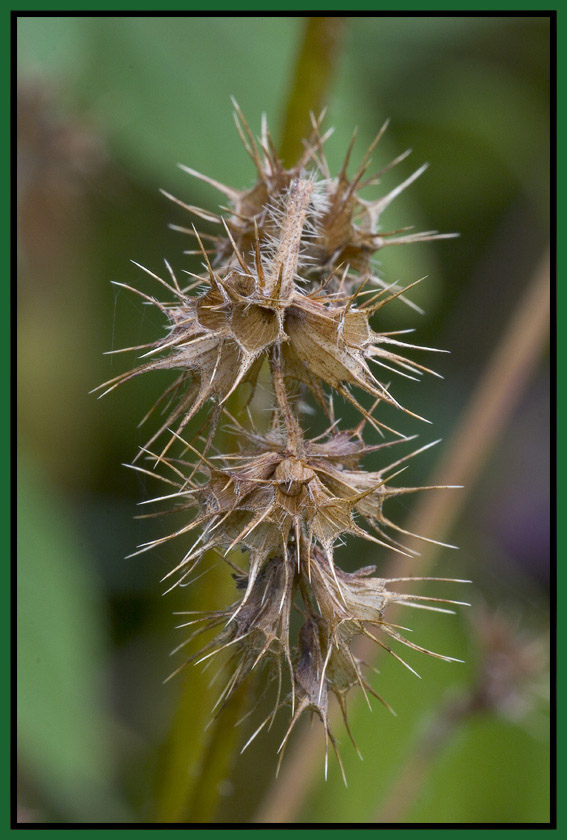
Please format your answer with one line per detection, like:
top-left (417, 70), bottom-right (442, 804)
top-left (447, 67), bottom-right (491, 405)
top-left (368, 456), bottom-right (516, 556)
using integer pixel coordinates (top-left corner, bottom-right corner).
top-left (553, 4), bottom-right (561, 839)
top-left (7, 4), bottom-right (561, 12)
top-left (12, 6), bottom-right (558, 836)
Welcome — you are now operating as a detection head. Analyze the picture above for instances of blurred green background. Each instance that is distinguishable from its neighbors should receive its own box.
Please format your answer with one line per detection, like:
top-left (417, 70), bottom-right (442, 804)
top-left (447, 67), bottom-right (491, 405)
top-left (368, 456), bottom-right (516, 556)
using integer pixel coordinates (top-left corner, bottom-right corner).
top-left (17, 15), bottom-right (550, 824)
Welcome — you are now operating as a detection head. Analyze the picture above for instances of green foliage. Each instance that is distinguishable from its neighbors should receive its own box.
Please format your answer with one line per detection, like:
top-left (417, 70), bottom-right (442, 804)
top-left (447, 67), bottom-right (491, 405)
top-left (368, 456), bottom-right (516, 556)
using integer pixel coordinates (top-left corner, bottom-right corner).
top-left (17, 454), bottom-right (131, 821)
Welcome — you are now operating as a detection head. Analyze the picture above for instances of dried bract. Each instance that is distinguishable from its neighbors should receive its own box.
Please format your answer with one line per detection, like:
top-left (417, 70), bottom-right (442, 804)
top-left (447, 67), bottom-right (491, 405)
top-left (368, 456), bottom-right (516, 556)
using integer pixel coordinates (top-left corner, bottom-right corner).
top-left (101, 105), bottom-right (465, 779)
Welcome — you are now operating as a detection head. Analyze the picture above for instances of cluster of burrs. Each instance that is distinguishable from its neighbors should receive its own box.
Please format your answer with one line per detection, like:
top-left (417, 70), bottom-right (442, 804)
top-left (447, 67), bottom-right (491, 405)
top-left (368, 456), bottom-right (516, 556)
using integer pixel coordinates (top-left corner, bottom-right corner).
top-left (97, 104), bottom-right (467, 779)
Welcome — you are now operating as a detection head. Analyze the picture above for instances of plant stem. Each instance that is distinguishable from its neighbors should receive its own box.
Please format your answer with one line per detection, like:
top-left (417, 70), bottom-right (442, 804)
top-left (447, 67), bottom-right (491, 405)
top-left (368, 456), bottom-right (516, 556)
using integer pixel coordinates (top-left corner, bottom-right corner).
top-left (252, 247), bottom-right (550, 823)
top-left (270, 348), bottom-right (303, 453)
top-left (184, 679), bottom-right (253, 822)
top-left (279, 17), bottom-right (344, 168)
top-left (152, 20), bottom-right (348, 822)
top-left (151, 408), bottom-right (250, 823)
top-left (151, 615), bottom-right (225, 823)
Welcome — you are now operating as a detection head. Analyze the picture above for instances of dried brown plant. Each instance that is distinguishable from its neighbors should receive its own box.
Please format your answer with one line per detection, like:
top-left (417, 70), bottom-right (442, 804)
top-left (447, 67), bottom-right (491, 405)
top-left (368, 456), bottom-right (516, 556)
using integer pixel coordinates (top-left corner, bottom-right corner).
top-left (97, 105), bottom-right (467, 779)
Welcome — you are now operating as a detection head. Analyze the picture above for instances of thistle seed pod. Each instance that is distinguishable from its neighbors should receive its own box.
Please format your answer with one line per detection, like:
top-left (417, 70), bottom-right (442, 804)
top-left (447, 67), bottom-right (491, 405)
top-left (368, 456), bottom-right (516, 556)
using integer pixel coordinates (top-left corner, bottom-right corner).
top-left (170, 101), bottom-right (456, 283)
top-left (97, 175), bottom-right (447, 456)
top-left (99, 105), bottom-right (467, 777)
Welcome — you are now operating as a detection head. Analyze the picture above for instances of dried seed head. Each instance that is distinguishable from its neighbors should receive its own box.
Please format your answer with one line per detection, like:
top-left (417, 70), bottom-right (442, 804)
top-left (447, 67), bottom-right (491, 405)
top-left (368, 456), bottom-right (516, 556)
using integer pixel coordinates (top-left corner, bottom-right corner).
top-left (96, 186), bottom-right (445, 456)
top-left (278, 615), bottom-right (343, 781)
top-left (100, 105), bottom-right (464, 779)
top-left (308, 549), bottom-right (467, 666)
top-left (136, 424), bottom-right (443, 596)
top-left (170, 552), bottom-right (296, 713)
top-left (173, 105), bottom-right (457, 285)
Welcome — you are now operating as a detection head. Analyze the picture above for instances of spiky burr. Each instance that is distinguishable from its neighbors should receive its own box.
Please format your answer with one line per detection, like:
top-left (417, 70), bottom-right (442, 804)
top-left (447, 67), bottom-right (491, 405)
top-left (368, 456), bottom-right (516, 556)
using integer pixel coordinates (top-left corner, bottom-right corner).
top-left (97, 105), bottom-right (466, 778)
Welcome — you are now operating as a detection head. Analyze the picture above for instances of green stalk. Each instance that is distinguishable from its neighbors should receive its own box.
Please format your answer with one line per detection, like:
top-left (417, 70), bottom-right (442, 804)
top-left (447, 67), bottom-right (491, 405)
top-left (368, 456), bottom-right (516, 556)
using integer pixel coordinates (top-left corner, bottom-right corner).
top-left (279, 17), bottom-right (344, 167)
top-left (151, 389), bottom-right (252, 823)
top-left (184, 679), bottom-right (252, 822)
top-left (151, 548), bottom-right (247, 822)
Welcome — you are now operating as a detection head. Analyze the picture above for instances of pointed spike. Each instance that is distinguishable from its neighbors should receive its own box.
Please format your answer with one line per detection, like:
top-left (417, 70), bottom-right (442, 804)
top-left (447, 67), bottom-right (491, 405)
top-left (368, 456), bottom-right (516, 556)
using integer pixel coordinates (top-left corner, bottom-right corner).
top-left (220, 217), bottom-right (252, 274)
top-left (160, 189), bottom-right (221, 224)
top-left (231, 97), bottom-right (266, 180)
top-left (371, 162), bottom-right (429, 218)
top-left (337, 127), bottom-right (358, 183)
top-left (177, 162), bottom-right (241, 201)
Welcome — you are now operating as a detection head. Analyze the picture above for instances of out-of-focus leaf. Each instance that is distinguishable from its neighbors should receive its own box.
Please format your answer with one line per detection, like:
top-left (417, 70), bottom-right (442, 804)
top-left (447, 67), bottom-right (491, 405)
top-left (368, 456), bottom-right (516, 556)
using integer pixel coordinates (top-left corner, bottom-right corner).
top-left (301, 607), bottom-right (472, 822)
top-left (17, 16), bottom-right (89, 80)
top-left (17, 453), bottom-right (130, 821)
top-left (20, 17), bottom-right (302, 188)
top-left (407, 715), bottom-right (550, 823)
top-left (302, 604), bottom-right (549, 823)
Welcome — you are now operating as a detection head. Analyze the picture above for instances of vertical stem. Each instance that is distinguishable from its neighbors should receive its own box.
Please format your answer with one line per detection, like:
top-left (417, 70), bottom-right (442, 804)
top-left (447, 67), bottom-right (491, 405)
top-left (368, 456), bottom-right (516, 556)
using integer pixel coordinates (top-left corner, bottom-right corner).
top-left (151, 19), bottom-right (348, 817)
top-left (279, 17), bottom-right (345, 167)
top-left (270, 347), bottom-right (303, 454)
top-left (154, 17), bottom-right (348, 824)
top-left (151, 407), bottom-right (251, 823)
top-left (152, 628), bottom-right (222, 823)
top-left (265, 178), bottom-right (314, 301)
top-left (184, 679), bottom-right (253, 822)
